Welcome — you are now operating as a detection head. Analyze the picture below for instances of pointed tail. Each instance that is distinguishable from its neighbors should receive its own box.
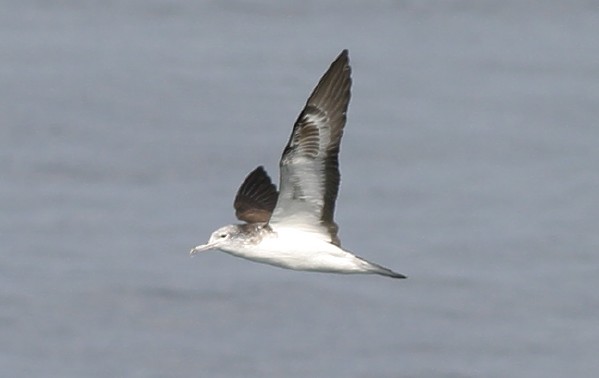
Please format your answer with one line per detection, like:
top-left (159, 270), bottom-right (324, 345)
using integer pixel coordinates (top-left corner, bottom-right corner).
top-left (358, 257), bottom-right (407, 279)
top-left (371, 264), bottom-right (407, 279)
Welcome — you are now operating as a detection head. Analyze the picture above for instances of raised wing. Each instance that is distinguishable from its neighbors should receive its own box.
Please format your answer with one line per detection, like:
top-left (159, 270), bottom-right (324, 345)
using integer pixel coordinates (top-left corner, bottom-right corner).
top-left (269, 50), bottom-right (351, 246)
top-left (234, 166), bottom-right (278, 223)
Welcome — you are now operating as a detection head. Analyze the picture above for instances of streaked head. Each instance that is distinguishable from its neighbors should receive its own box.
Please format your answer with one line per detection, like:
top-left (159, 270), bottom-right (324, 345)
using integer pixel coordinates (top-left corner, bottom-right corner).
top-left (190, 225), bottom-right (240, 255)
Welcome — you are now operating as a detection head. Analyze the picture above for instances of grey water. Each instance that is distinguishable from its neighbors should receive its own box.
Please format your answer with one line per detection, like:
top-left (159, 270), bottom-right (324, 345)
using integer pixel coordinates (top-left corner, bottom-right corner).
top-left (2, 1), bottom-right (598, 377)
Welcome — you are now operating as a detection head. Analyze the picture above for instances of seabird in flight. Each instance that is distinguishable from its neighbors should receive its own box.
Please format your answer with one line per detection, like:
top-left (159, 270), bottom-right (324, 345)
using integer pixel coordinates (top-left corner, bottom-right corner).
top-left (190, 50), bottom-right (406, 279)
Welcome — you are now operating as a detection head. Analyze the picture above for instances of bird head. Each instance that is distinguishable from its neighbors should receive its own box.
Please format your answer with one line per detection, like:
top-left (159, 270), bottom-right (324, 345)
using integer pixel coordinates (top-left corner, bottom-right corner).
top-left (189, 225), bottom-right (239, 255)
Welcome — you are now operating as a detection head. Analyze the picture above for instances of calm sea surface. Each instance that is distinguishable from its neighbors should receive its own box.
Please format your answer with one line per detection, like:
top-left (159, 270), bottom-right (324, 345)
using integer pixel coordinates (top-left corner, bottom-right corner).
top-left (2, 1), bottom-right (598, 377)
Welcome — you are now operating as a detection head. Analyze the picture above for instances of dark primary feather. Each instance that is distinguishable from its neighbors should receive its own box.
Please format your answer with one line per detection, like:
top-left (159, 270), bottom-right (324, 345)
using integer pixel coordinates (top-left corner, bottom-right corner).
top-left (234, 166), bottom-right (278, 223)
top-left (271, 50), bottom-right (351, 246)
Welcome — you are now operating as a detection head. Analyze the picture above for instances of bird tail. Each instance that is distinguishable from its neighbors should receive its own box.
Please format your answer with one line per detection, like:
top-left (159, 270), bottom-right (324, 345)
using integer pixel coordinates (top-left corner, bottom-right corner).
top-left (358, 257), bottom-right (407, 279)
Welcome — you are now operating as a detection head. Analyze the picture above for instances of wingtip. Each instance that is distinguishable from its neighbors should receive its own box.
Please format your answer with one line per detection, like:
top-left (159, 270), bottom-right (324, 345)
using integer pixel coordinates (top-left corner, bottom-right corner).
top-left (335, 49), bottom-right (350, 64)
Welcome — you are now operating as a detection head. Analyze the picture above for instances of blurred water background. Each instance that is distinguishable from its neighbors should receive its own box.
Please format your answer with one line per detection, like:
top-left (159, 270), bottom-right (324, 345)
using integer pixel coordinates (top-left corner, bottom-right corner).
top-left (1, 1), bottom-right (598, 377)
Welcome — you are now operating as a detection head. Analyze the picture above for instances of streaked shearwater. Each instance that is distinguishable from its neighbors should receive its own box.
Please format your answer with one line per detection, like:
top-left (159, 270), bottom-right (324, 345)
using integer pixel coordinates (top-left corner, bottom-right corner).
top-left (190, 50), bottom-right (406, 279)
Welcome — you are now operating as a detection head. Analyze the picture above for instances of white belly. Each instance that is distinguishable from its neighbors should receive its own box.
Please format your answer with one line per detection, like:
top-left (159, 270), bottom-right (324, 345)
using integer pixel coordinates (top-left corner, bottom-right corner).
top-left (220, 228), bottom-right (368, 273)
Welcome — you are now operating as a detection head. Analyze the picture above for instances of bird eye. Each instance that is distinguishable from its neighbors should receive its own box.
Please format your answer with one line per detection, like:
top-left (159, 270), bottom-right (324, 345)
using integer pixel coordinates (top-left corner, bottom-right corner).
top-left (219, 234), bottom-right (227, 239)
